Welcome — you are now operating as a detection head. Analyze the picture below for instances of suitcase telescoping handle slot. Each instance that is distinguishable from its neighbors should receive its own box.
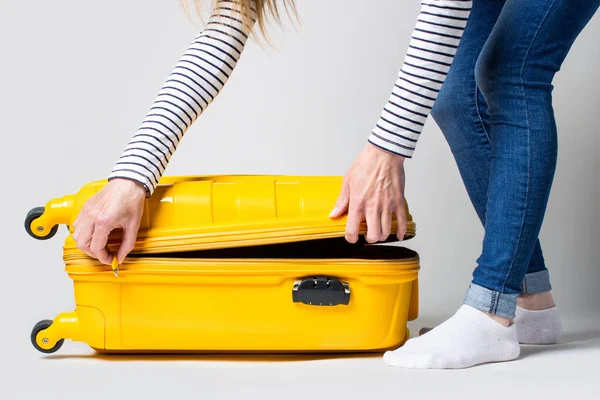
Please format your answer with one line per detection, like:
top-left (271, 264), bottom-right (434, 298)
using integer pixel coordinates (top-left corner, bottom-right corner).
top-left (292, 277), bottom-right (350, 306)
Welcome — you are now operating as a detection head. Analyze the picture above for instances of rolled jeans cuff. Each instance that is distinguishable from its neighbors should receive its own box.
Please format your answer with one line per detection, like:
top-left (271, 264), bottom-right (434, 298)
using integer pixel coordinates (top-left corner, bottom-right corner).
top-left (463, 283), bottom-right (518, 319)
top-left (522, 269), bottom-right (552, 295)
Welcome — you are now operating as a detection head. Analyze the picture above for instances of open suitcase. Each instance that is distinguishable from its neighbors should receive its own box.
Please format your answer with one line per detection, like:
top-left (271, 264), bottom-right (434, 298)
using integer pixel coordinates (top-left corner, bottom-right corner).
top-left (26, 175), bottom-right (420, 354)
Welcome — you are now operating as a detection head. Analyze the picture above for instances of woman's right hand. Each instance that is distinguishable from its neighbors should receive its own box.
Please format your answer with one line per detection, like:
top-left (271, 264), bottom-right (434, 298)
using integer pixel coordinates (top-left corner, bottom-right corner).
top-left (72, 178), bottom-right (147, 265)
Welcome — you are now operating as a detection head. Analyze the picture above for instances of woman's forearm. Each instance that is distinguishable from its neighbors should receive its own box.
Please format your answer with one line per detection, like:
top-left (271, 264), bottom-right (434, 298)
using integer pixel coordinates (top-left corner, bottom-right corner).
top-left (368, 0), bottom-right (473, 158)
top-left (109, 1), bottom-right (256, 196)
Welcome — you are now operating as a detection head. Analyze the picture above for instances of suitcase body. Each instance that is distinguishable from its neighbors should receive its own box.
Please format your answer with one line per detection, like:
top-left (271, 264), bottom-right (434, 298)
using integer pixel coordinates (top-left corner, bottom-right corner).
top-left (27, 175), bottom-right (420, 354)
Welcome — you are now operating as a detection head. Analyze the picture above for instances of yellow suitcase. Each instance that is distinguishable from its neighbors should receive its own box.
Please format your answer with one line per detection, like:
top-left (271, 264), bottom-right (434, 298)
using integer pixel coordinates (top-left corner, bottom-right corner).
top-left (26, 175), bottom-right (420, 354)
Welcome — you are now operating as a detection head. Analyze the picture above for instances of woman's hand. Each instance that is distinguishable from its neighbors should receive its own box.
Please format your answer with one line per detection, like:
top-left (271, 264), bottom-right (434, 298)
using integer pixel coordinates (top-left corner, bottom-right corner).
top-left (330, 143), bottom-right (407, 244)
top-left (72, 178), bottom-right (147, 265)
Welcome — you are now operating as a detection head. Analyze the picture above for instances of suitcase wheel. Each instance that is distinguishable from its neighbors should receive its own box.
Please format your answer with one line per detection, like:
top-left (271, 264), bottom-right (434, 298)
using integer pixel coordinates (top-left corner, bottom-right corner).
top-left (31, 320), bottom-right (64, 354)
top-left (24, 207), bottom-right (58, 240)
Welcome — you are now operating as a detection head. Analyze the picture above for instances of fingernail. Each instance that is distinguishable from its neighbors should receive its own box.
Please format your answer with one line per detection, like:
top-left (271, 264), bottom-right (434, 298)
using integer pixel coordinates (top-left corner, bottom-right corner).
top-left (329, 207), bottom-right (338, 218)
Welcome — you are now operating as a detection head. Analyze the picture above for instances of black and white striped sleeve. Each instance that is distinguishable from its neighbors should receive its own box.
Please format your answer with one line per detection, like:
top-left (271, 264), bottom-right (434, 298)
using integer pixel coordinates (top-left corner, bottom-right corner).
top-left (368, 0), bottom-right (472, 158)
top-left (109, 1), bottom-right (256, 196)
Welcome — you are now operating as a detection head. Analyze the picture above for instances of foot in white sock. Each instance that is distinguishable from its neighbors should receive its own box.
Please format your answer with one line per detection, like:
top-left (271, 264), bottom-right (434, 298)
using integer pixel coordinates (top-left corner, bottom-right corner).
top-left (514, 305), bottom-right (563, 344)
top-left (384, 305), bottom-right (520, 369)
top-left (419, 306), bottom-right (563, 345)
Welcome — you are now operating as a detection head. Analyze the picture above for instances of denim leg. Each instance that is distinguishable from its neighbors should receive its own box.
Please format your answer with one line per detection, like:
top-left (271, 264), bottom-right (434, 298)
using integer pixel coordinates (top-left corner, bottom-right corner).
top-left (431, 1), bottom-right (551, 304)
top-left (431, 0), bottom-right (505, 227)
top-left (466, 0), bottom-right (599, 318)
top-left (474, 76), bottom-right (550, 288)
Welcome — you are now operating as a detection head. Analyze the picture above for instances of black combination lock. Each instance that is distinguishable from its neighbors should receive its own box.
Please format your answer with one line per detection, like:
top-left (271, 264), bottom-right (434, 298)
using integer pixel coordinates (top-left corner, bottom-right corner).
top-left (292, 276), bottom-right (351, 306)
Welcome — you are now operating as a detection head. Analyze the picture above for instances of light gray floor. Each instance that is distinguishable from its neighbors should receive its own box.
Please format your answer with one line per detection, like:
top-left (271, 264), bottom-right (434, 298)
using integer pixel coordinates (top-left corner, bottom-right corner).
top-left (5, 311), bottom-right (599, 399)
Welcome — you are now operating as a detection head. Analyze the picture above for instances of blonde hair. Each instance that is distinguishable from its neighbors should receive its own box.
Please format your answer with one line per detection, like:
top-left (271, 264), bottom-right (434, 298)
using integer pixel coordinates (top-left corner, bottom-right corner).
top-left (180, 0), bottom-right (297, 39)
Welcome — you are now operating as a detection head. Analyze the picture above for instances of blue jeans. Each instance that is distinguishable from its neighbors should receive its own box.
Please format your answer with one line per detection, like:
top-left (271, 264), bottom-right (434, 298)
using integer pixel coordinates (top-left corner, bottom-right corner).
top-left (430, 0), bottom-right (599, 318)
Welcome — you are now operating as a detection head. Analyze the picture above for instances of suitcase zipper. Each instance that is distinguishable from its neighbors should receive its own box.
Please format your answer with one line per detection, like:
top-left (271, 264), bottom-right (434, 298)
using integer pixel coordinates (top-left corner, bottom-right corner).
top-left (63, 237), bottom-right (420, 277)
top-left (63, 223), bottom-right (416, 257)
top-left (125, 226), bottom-right (414, 255)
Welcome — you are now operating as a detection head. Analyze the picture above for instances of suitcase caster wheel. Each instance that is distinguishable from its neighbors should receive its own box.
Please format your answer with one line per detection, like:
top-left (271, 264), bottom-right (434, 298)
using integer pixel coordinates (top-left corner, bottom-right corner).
top-left (25, 207), bottom-right (58, 240)
top-left (31, 320), bottom-right (64, 354)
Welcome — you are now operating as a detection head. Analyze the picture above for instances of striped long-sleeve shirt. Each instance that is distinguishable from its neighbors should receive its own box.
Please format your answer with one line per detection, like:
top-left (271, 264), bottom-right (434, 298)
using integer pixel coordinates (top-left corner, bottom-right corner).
top-left (109, 0), bottom-right (473, 196)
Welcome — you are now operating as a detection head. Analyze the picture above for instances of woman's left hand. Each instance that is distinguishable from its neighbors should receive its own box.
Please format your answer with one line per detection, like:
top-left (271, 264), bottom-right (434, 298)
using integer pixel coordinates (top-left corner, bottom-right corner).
top-left (330, 143), bottom-right (407, 244)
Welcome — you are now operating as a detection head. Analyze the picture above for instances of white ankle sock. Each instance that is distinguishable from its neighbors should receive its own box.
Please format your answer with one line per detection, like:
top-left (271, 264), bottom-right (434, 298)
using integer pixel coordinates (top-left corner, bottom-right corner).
top-left (384, 305), bottom-right (520, 369)
top-left (514, 305), bottom-right (563, 344)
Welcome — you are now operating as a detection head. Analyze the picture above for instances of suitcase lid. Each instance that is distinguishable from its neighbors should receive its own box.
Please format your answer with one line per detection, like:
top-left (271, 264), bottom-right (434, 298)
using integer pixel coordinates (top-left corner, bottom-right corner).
top-left (38, 175), bottom-right (415, 255)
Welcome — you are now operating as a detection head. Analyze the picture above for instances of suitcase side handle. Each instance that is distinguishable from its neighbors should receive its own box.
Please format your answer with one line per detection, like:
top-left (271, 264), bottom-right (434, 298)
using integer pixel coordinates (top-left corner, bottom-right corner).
top-left (292, 276), bottom-right (350, 306)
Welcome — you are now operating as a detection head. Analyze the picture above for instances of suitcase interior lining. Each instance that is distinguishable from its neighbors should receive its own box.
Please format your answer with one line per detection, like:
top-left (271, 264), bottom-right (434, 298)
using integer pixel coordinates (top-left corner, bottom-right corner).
top-left (130, 237), bottom-right (418, 260)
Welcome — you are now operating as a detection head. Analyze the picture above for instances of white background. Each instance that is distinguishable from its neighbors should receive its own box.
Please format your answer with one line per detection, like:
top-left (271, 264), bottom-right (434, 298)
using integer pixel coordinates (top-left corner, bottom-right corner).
top-left (1, 0), bottom-right (599, 398)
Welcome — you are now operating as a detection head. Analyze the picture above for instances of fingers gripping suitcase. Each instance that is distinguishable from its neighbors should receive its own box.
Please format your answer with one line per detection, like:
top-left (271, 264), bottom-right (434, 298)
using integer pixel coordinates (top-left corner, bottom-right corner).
top-left (26, 175), bottom-right (420, 354)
